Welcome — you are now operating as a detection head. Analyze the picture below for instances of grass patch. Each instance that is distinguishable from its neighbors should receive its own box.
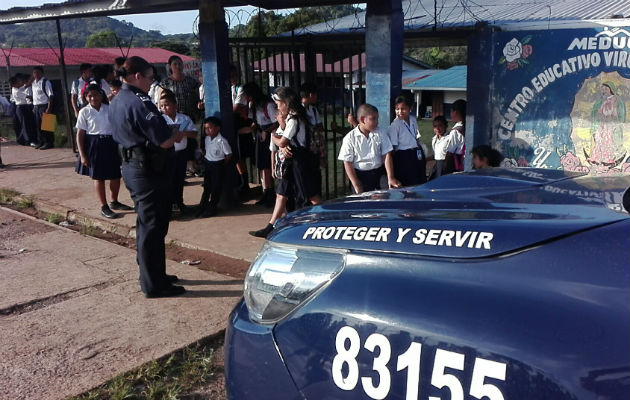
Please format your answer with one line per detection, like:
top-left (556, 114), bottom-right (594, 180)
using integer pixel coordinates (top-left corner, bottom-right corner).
top-left (69, 336), bottom-right (223, 400)
top-left (0, 188), bottom-right (20, 204)
top-left (80, 224), bottom-right (100, 236)
top-left (45, 213), bottom-right (64, 224)
top-left (14, 195), bottom-right (34, 209)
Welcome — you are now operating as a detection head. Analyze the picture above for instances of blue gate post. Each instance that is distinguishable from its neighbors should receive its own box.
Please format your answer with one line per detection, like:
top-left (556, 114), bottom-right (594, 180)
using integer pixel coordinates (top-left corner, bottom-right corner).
top-left (465, 25), bottom-right (497, 170)
top-left (365, 0), bottom-right (403, 130)
top-left (198, 2), bottom-right (238, 205)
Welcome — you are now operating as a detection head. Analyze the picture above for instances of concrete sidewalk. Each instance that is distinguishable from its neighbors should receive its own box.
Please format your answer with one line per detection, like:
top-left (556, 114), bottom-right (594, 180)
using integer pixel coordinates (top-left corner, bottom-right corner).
top-left (0, 141), bottom-right (272, 263)
top-left (0, 206), bottom-right (242, 399)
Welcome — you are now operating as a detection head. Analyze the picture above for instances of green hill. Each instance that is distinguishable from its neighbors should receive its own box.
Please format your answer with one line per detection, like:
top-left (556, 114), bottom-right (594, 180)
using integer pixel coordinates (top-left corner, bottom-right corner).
top-left (0, 16), bottom-right (194, 50)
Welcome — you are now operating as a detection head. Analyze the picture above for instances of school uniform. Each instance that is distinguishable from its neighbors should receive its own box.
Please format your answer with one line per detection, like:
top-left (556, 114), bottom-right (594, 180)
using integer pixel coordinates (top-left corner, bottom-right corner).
top-left (75, 103), bottom-right (121, 180)
top-left (31, 76), bottom-right (54, 148)
top-left (338, 126), bottom-right (393, 192)
top-left (71, 77), bottom-right (89, 109)
top-left (431, 130), bottom-right (462, 179)
top-left (280, 114), bottom-right (320, 205)
top-left (11, 85), bottom-right (37, 145)
top-left (163, 112), bottom-right (197, 207)
top-left (199, 133), bottom-right (232, 215)
top-left (254, 102), bottom-right (277, 170)
top-left (387, 115), bottom-right (427, 186)
top-left (449, 122), bottom-right (466, 171)
top-left (270, 131), bottom-right (293, 198)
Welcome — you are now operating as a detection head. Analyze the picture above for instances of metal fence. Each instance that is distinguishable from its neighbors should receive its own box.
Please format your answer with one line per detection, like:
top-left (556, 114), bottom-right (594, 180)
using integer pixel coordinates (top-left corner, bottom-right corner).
top-left (229, 36), bottom-right (366, 199)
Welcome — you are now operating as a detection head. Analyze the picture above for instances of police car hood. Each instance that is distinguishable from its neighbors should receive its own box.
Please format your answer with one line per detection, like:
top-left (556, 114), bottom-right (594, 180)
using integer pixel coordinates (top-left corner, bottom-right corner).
top-left (271, 168), bottom-right (630, 258)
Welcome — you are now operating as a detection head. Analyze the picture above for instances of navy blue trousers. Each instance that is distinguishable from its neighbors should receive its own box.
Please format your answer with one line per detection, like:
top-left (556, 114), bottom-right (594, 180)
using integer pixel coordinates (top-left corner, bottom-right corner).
top-left (122, 159), bottom-right (174, 295)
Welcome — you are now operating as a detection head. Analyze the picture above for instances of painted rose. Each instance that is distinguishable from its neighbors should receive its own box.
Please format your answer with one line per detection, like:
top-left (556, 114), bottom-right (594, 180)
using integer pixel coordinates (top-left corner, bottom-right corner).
top-left (507, 61), bottom-right (518, 70)
top-left (503, 38), bottom-right (522, 62)
top-left (560, 151), bottom-right (580, 169)
top-left (517, 157), bottom-right (529, 167)
top-left (501, 158), bottom-right (518, 168)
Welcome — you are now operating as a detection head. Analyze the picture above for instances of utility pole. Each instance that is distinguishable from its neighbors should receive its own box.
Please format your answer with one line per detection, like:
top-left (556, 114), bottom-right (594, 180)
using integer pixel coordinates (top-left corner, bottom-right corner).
top-left (55, 18), bottom-right (75, 151)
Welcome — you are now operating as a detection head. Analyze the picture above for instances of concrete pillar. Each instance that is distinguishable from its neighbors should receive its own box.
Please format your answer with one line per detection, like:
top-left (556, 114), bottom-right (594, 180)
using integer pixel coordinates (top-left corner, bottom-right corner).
top-left (199, 2), bottom-right (232, 138)
top-left (465, 25), bottom-right (496, 170)
top-left (198, 1), bottom-right (238, 206)
top-left (365, 0), bottom-right (403, 130)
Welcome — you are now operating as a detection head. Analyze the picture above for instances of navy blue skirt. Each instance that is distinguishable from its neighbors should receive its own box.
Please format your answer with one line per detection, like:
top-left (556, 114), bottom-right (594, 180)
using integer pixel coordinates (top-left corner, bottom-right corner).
top-left (76, 135), bottom-right (122, 180)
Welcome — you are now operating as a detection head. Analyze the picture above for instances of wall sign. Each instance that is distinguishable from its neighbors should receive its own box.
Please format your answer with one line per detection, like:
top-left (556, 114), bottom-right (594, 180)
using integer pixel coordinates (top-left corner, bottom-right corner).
top-left (491, 27), bottom-right (630, 174)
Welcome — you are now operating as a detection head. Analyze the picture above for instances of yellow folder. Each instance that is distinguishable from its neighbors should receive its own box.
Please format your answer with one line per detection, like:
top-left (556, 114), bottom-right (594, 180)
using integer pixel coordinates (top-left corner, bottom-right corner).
top-left (41, 113), bottom-right (57, 133)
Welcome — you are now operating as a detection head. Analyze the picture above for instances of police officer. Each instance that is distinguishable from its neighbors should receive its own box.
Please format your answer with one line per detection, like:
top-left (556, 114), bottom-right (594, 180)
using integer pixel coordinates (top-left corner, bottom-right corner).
top-left (109, 56), bottom-right (186, 298)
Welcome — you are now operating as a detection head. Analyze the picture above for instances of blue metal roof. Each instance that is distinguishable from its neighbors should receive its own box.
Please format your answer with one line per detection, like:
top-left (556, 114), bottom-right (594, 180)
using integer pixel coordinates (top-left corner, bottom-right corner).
top-left (404, 65), bottom-right (466, 90)
top-left (285, 0), bottom-right (630, 36)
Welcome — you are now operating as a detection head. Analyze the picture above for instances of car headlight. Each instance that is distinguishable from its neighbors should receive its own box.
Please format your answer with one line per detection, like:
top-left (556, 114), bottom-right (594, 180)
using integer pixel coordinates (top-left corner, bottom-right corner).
top-left (244, 242), bottom-right (346, 324)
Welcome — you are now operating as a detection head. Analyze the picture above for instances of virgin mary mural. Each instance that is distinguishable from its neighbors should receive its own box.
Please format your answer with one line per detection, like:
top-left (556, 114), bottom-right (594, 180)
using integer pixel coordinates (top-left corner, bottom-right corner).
top-left (569, 72), bottom-right (630, 174)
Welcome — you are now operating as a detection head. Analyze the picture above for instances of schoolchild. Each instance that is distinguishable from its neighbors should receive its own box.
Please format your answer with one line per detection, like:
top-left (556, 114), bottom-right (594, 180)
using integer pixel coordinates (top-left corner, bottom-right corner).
top-left (242, 82), bottom-right (278, 207)
top-left (448, 99), bottom-right (467, 171)
top-left (387, 95), bottom-right (427, 186)
top-left (31, 66), bottom-right (55, 149)
top-left (339, 104), bottom-right (401, 193)
top-left (158, 89), bottom-right (198, 215)
top-left (428, 115), bottom-right (458, 180)
top-left (249, 107), bottom-right (292, 238)
top-left (300, 82), bottom-right (326, 167)
top-left (471, 145), bottom-right (503, 169)
top-left (196, 117), bottom-right (232, 218)
top-left (71, 63), bottom-right (93, 118)
top-left (230, 65), bottom-right (254, 194)
top-left (75, 84), bottom-right (133, 219)
top-left (10, 74), bottom-right (37, 147)
top-left (109, 79), bottom-right (123, 99)
top-left (249, 87), bottom-right (323, 238)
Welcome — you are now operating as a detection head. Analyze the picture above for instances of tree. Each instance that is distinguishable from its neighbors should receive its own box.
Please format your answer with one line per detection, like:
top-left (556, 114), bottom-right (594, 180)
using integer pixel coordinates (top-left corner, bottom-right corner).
top-left (85, 30), bottom-right (119, 48)
top-left (150, 40), bottom-right (191, 56)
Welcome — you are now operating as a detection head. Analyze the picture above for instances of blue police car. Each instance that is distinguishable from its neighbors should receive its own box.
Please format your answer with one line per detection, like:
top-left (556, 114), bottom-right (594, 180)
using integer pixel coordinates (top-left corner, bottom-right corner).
top-left (225, 168), bottom-right (630, 399)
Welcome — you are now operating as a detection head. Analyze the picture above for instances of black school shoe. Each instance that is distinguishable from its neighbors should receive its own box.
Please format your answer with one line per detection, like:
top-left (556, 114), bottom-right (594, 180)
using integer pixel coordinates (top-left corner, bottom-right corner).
top-left (249, 223), bottom-right (274, 238)
top-left (109, 201), bottom-right (133, 211)
top-left (145, 284), bottom-right (186, 298)
top-left (100, 205), bottom-right (120, 219)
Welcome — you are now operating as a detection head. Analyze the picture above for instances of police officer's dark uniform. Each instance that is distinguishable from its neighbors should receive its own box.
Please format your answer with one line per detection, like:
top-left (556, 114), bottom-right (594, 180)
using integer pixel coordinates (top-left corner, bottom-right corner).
top-left (109, 82), bottom-right (184, 297)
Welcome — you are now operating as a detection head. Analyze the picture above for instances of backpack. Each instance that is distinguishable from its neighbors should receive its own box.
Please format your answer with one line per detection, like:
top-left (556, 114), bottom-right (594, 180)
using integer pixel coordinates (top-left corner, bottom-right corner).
top-left (308, 123), bottom-right (326, 163)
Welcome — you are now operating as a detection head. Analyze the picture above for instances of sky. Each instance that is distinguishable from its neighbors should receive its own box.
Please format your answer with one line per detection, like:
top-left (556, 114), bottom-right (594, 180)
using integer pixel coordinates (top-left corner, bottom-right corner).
top-left (1, 1), bottom-right (261, 34)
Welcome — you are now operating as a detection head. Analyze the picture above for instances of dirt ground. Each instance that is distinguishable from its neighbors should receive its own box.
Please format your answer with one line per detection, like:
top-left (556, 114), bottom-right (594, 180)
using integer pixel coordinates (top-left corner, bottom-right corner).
top-left (1, 205), bottom-right (243, 399)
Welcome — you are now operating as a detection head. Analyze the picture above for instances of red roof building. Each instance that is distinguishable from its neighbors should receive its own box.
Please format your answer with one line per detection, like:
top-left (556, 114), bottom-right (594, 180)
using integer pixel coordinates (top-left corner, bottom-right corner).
top-left (0, 47), bottom-right (196, 68)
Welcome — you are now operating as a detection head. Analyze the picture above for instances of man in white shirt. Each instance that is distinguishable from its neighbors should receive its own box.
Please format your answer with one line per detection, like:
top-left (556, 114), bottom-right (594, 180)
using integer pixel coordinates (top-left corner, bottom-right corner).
top-left (31, 66), bottom-right (55, 149)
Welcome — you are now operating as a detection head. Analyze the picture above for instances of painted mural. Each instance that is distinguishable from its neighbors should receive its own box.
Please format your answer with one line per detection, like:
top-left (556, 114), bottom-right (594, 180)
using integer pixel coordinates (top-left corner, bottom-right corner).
top-left (491, 27), bottom-right (630, 174)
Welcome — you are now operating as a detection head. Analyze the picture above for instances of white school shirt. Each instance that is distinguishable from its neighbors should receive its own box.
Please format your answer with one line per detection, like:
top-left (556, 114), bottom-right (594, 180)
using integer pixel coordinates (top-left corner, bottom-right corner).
top-left (432, 132), bottom-right (463, 161)
top-left (281, 114), bottom-right (307, 147)
top-left (448, 121), bottom-right (465, 155)
top-left (75, 103), bottom-right (112, 135)
top-left (304, 103), bottom-right (322, 126)
top-left (11, 86), bottom-right (32, 105)
top-left (204, 133), bottom-right (232, 162)
top-left (255, 102), bottom-right (277, 127)
top-left (162, 113), bottom-right (197, 151)
top-left (387, 116), bottom-right (419, 151)
top-left (99, 79), bottom-right (112, 97)
top-left (338, 127), bottom-right (393, 171)
top-left (231, 84), bottom-right (247, 106)
top-left (31, 77), bottom-right (53, 106)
